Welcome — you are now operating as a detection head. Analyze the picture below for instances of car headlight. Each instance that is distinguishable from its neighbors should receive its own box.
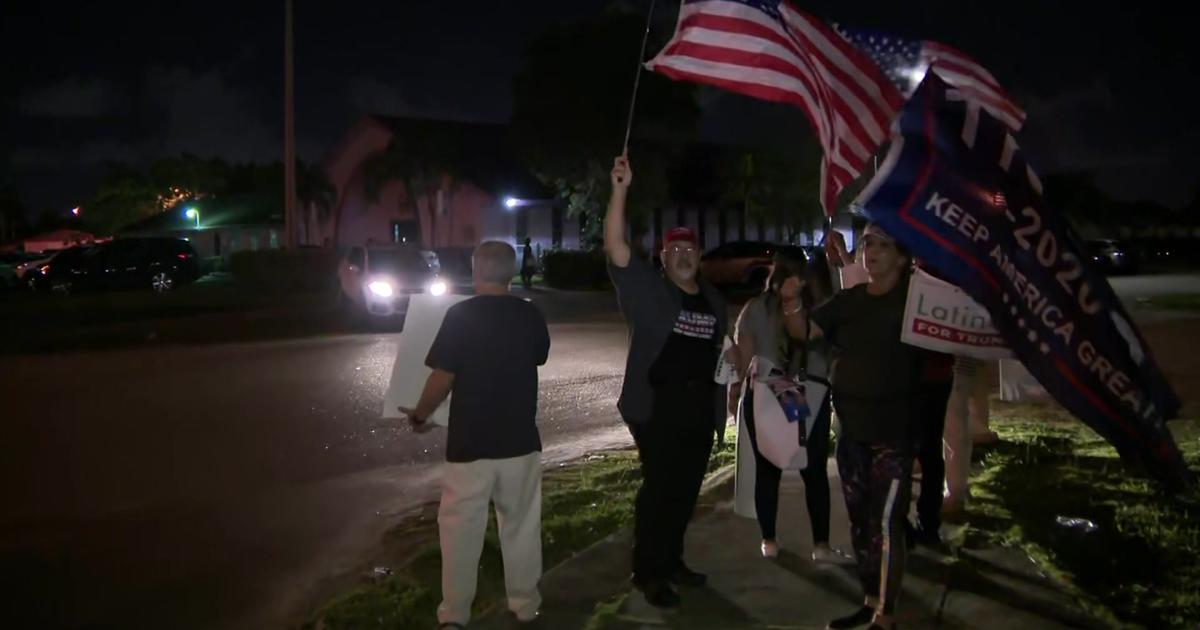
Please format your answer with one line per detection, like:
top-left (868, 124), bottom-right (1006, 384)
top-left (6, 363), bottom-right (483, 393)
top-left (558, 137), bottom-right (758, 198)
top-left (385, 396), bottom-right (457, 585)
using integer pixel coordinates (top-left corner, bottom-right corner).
top-left (367, 280), bottom-right (394, 298)
top-left (429, 280), bottom-right (448, 296)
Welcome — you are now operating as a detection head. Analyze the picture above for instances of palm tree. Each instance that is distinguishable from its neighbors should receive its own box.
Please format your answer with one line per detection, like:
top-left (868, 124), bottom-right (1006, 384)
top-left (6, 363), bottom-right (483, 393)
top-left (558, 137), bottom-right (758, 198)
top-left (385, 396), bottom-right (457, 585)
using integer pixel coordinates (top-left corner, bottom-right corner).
top-left (296, 160), bottom-right (335, 246)
top-left (362, 127), bottom-right (463, 249)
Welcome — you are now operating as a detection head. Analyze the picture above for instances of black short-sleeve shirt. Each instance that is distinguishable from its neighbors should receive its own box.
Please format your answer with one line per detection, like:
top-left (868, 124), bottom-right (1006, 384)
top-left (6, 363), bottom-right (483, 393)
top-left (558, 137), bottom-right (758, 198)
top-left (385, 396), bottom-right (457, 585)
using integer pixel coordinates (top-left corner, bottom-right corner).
top-left (426, 295), bottom-right (551, 462)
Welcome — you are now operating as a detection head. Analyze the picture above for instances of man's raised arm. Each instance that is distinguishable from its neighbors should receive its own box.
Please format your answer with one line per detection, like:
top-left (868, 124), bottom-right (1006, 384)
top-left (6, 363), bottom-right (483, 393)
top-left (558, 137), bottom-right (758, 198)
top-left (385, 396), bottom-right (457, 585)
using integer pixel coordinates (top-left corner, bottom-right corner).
top-left (604, 154), bottom-right (633, 268)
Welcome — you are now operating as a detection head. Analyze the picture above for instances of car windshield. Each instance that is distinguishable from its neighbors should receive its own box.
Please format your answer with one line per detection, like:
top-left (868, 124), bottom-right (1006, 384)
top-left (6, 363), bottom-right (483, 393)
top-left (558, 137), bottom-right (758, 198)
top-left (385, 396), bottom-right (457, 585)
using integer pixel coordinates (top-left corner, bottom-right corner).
top-left (369, 248), bottom-right (430, 274)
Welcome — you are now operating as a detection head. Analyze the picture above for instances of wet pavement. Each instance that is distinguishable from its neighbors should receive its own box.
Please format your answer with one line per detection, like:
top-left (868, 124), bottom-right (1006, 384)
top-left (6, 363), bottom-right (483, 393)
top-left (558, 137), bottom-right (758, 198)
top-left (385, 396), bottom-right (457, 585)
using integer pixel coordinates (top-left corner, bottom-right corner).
top-left (0, 302), bottom-right (631, 629)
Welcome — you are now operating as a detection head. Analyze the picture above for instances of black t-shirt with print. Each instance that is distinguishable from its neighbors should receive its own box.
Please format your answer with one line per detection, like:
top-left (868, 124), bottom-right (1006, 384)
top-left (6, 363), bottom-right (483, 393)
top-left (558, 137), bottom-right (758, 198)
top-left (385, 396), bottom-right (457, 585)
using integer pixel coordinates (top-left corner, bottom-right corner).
top-left (648, 291), bottom-right (719, 386)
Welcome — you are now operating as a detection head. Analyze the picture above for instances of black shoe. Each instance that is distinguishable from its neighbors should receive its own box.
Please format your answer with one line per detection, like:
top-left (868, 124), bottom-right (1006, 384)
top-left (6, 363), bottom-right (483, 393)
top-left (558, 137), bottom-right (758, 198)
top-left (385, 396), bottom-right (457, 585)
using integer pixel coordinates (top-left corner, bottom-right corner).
top-left (634, 579), bottom-right (680, 608)
top-left (866, 624), bottom-right (896, 630)
top-left (669, 563), bottom-right (707, 587)
top-left (827, 605), bottom-right (874, 629)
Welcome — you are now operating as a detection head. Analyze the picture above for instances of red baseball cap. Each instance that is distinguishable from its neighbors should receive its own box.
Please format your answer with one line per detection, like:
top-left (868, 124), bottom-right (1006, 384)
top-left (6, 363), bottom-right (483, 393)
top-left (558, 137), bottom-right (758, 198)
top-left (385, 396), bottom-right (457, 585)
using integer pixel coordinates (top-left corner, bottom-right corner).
top-left (663, 227), bottom-right (698, 246)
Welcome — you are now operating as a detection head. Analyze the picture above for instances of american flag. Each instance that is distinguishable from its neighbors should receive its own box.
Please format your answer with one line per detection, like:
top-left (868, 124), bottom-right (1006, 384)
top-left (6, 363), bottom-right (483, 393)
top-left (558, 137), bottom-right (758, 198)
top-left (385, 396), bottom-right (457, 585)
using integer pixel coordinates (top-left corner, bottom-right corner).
top-left (835, 26), bottom-right (1027, 130)
top-left (646, 0), bottom-right (904, 215)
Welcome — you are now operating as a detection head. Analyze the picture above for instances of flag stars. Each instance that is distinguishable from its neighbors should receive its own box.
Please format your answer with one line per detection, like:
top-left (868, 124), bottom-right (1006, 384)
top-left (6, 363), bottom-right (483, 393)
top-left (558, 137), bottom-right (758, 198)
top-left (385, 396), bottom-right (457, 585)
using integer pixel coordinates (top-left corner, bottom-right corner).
top-left (1040, 343), bottom-right (1051, 354)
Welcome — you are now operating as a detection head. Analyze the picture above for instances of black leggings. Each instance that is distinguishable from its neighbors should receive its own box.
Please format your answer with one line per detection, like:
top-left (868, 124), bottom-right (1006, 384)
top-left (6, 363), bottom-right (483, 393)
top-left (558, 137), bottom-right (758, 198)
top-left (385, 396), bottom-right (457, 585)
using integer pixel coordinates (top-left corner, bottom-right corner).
top-left (914, 381), bottom-right (952, 532)
top-left (743, 386), bottom-right (832, 543)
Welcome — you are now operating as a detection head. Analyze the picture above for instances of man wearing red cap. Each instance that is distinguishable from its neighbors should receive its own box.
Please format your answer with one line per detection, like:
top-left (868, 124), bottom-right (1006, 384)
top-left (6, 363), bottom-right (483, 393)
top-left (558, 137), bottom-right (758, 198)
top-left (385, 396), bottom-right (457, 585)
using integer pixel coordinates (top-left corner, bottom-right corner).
top-left (604, 154), bottom-right (729, 609)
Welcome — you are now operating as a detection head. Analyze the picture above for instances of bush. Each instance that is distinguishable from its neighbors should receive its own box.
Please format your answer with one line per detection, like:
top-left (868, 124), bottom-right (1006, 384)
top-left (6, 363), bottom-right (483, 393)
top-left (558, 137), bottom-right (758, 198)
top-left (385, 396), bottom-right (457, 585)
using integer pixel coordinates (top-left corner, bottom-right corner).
top-left (228, 248), bottom-right (338, 293)
top-left (541, 249), bottom-right (611, 290)
top-left (199, 256), bottom-right (224, 275)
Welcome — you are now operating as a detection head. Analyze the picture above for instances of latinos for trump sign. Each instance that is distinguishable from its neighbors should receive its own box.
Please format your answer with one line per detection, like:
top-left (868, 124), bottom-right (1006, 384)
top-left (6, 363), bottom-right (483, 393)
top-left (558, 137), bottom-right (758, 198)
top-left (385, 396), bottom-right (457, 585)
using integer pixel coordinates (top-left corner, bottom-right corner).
top-left (856, 72), bottom-right (1191, 488)
top-left (903, 268), bottom-right (1011, 360)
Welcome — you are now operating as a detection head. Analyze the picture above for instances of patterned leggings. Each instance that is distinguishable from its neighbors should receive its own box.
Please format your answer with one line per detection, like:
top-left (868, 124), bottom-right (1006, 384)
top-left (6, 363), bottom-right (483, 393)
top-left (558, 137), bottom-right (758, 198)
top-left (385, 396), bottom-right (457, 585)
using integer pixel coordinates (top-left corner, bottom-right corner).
top-left (836, 439), bottom-right (913, 615)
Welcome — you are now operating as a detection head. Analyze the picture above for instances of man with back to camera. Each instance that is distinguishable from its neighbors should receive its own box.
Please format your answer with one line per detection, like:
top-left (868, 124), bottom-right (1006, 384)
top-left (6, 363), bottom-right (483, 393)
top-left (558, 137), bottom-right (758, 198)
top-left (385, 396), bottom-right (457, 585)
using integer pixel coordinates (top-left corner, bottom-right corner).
top-left (399, 241), bottom-right (551, 629)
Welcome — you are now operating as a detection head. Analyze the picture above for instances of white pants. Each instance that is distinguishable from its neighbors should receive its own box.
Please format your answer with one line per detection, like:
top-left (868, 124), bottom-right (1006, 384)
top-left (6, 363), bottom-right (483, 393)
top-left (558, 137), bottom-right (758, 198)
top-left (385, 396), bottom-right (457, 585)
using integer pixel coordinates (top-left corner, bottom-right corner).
top-left (943, 359), bottom-right (991, 506)
top-left (437, 451), bottom-right (542, 625)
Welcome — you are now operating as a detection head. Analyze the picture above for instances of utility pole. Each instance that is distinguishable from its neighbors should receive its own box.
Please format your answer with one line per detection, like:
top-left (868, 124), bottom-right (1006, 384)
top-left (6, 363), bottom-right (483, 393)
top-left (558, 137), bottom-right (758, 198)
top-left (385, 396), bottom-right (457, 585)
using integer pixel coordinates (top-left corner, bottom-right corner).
top-left (283, 0), bottom-right (297, 248)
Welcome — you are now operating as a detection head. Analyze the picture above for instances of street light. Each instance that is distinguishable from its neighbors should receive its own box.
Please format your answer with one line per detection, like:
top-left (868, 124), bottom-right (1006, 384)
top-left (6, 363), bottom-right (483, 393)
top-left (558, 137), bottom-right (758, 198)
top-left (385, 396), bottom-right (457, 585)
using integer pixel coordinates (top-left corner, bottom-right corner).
top-left (184, 207), bottom-right (200, 229)
top-left (504, 196), bottom-right (520, 210)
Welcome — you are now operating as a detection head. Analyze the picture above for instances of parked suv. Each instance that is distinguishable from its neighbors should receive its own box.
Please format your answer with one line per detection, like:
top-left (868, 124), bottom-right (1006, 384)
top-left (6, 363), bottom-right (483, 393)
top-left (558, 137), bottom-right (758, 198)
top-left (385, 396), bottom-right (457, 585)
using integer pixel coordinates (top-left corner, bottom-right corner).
top-left (32, 238), bottom-right (201, 294)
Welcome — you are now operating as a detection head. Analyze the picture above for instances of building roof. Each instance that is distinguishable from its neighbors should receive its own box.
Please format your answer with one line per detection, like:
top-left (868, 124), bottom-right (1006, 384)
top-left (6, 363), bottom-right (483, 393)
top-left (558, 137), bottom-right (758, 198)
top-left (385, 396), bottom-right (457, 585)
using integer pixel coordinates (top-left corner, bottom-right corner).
top-left (22, 229), bottom-right (97, 242)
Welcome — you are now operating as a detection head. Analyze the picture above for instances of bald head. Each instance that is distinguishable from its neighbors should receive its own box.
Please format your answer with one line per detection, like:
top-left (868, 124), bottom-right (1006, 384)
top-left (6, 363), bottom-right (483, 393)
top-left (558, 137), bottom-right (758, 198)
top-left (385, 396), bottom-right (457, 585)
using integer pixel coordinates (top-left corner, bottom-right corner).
top-left (473, 241), bottom-right (517, 289)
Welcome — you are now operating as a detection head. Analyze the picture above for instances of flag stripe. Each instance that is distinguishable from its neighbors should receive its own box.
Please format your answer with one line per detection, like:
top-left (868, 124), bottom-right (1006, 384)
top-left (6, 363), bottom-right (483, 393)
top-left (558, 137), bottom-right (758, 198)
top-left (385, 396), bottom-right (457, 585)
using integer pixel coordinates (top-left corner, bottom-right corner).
top-left (649, 0), bottom-right (910, 214)
top-left (667, 42), bottom-right (880, 162)
top-left (778, 5), bottom-right (905, 113)
top-left (651, 56), bottom-right (867, 181)
top-left (675, 8), bottom-right (891, 148)
top-left (776, 12), bottom-right (894, 141)
top-left (929, 64), bottom-right (1025, 124)
top-left (922, 41), bottom-right (1004, 91)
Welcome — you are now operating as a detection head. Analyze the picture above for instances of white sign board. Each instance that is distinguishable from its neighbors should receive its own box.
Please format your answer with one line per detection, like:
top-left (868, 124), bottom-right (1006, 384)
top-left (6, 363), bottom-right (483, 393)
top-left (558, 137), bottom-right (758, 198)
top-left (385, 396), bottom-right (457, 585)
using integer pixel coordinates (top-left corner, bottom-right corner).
top-left (902, 269), bottom-right (1012, 360)
top-left (381, 294), bottom-right (470, 426)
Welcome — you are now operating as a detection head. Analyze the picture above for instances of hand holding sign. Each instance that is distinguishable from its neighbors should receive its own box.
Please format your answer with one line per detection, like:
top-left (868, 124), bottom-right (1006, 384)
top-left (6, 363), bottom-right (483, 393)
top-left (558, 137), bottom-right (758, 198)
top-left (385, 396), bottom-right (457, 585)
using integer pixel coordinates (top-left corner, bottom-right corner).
top-left (397, 406), bottom-right (436, 434)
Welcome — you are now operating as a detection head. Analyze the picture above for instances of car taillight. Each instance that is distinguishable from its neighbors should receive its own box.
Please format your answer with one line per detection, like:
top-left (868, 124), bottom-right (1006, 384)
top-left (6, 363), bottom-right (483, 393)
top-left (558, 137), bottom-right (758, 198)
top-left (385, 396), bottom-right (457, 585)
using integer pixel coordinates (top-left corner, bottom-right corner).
top-left (177, 253), bottom-right (192, 260)
top-left (39, 264), bottom-right (51, 274)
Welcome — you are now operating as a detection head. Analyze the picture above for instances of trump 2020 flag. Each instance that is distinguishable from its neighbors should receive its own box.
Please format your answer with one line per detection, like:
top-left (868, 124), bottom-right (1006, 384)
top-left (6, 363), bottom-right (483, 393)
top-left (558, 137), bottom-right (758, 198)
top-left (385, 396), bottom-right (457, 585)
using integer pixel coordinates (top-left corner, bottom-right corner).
top-left (855, 72), bottom-right (1191, 488)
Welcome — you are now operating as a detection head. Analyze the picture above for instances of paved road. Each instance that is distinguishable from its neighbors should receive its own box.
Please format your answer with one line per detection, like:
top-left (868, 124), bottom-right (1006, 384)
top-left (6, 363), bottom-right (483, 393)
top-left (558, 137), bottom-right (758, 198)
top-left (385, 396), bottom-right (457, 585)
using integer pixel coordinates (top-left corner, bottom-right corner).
top-left (0, 292), bottom-right (631, 630)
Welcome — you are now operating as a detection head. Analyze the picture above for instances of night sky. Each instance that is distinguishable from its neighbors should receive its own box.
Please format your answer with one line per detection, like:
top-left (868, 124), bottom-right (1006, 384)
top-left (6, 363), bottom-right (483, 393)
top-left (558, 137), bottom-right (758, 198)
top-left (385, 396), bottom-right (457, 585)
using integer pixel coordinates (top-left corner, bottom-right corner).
top-left (2, 1), bottom-right (1196, 216)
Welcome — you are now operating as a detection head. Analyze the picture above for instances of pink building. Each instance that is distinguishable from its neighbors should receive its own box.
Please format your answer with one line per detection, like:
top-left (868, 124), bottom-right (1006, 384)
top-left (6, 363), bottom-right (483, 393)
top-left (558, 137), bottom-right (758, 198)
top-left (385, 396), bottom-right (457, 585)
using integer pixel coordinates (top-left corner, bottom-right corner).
top-left (317, 116), bottom-right (576, 256)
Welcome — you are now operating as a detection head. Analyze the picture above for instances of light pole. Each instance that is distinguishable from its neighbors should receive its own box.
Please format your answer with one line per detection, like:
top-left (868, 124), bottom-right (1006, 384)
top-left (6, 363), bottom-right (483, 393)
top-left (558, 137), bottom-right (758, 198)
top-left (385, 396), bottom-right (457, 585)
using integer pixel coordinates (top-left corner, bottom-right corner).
top-left (185, 207), bottom-right (200, 229)
top-left (283, 0), bottom-right (297, 249)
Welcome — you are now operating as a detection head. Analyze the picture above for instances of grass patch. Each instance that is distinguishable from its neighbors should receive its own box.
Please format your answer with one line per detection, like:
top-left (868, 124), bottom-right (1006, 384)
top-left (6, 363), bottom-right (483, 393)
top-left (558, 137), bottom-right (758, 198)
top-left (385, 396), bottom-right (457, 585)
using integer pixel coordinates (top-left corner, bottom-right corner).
top-left (308, 426), bottom-right (737, 629)
top-left (966, 400), bottom-right (1200, 628)
top-left (1138, 293), bottom-right (1200, 312)
top-left (582, 592), bottom-right (629, 630)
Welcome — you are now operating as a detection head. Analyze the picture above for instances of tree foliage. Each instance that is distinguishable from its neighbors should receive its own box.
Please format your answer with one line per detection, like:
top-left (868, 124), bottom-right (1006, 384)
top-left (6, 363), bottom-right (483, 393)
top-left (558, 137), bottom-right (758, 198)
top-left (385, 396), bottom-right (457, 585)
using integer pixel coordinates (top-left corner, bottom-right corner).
top-left (511, 8), bottom-right (700, 245)
top-left (362, 125), bottom-right (466, 248)
top-left (715, 144), bottom-right (823, 238)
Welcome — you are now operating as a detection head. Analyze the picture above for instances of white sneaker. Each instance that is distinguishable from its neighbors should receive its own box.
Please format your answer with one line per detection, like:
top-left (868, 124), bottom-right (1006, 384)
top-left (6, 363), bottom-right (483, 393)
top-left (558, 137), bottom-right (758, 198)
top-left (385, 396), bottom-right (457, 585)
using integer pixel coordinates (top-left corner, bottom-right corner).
top-left (812, 545), bottom-right (854, 565)
top-left (761, 539), bottom-right (780, 558)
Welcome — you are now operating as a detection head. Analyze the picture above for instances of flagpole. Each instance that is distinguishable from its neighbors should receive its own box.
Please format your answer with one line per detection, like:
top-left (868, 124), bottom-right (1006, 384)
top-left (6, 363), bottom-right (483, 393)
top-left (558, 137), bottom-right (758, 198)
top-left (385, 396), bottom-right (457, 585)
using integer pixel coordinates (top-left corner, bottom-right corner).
top-left (620, 0), bottom-right (658, 158)
top-left (284, 0), bottom-right (297, 249)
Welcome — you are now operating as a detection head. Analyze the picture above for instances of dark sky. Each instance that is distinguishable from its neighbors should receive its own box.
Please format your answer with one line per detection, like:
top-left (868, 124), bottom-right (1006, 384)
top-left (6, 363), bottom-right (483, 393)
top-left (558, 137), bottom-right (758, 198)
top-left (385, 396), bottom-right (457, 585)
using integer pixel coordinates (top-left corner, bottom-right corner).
top-left (2, 1), bottom-right (1197, 216)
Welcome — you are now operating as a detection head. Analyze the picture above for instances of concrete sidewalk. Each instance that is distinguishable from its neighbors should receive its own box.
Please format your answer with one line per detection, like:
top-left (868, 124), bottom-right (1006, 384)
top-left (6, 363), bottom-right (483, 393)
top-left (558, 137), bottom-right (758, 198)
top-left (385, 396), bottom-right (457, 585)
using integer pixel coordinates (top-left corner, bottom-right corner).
top-left (477, 460), bottom-right (1101, 630)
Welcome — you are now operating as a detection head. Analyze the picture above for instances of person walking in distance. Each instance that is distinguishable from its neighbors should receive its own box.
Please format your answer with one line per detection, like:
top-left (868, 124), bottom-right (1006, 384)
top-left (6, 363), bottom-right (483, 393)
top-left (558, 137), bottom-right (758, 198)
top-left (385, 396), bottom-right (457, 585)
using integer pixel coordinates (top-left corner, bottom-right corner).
top-left (521, 237), bottom-right (536, 289)
top-left (399, 241), bottom-right (551, 629)
top-left (604, 154), bottom-right (729, 609)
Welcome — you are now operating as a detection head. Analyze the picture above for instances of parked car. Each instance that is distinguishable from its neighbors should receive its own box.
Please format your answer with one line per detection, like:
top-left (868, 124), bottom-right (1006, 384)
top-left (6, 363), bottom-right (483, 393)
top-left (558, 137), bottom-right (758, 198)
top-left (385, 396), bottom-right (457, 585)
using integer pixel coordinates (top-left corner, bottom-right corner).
top-left (10, 252), bottom-right (55, 288)
top-left (337, 244), bottom-right (449, 318)
top-left (30, 238), bottom-right (201, 294)
top-left (701, 241), bottom-right (811, 288)
top-left (701, 241), bottom-right (778, 287)
top-left (0, 252), bottom-right (43, 290)
top-left (1084, 239), bottom-right (1137, 275)
top-left (22, 247), bottom-right (89, 292)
